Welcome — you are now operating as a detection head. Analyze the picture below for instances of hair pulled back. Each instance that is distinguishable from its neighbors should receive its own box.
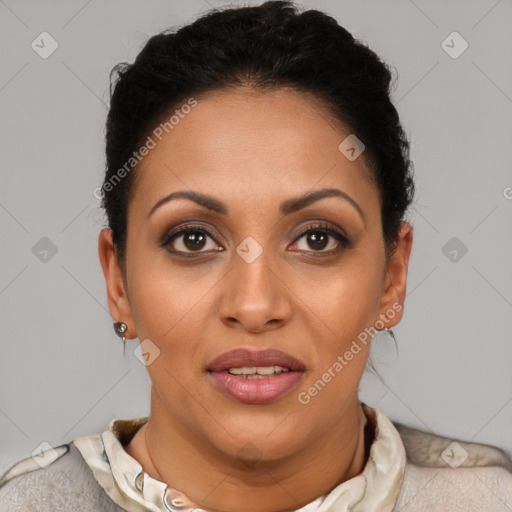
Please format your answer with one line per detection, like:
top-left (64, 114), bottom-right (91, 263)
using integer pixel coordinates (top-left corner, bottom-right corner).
top-left (102, 0), bottom-right (415, 264)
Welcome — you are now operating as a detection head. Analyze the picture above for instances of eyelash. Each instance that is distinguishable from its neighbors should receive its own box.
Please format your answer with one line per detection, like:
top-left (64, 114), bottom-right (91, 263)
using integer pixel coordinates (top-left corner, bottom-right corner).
top-left (160, 222), bottom-right (351, 257)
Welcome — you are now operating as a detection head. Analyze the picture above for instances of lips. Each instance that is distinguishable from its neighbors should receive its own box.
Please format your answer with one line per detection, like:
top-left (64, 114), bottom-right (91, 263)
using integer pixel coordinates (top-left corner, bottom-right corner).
top-left (206, 348), bottom-right (306, 404)
top-left (206, 348), bottom-right (306, 373)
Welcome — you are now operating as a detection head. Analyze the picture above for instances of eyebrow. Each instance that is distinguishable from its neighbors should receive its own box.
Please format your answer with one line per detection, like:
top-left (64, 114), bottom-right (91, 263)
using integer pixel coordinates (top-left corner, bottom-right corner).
top-left (147, 188), bottom-right (366, 224)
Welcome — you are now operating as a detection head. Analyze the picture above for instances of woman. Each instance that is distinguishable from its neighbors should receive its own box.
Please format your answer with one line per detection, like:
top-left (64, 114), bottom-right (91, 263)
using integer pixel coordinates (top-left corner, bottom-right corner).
top-left (1, 1), bottom-right (510, 511)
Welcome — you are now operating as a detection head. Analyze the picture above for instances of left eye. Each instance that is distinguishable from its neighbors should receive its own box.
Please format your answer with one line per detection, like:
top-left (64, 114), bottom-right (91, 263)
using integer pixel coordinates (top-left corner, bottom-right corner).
top-left (291, 226), bottom-right (350, 253)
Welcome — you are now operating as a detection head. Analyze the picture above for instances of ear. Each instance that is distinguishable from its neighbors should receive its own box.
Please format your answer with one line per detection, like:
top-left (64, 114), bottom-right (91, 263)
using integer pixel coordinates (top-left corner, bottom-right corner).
top-left (98, 228), bottom-right (137, 339)
top-left (376, 221), bottom-right (413, 328)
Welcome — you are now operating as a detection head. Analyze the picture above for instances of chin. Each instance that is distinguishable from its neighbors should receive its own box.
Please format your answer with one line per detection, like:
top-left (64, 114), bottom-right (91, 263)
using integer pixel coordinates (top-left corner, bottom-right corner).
top-left (199, 410), bottom-right (307, 460)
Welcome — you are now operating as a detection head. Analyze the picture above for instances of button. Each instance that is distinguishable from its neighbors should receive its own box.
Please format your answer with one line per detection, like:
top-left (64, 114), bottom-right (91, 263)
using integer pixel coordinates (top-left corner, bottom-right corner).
top-left (134, 471), bottom-right (144, 492)
top-left (163, 486), bottom-right (206, 511)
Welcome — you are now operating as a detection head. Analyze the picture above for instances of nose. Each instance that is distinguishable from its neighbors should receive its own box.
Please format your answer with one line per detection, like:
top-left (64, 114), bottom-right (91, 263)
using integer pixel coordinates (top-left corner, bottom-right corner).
top-left (218, 247), bottom-right (292, 333)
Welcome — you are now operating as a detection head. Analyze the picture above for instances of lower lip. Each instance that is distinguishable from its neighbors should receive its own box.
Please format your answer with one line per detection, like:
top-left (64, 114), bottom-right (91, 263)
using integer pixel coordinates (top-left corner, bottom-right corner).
top-left (209, 371), bottom-right (304, 405)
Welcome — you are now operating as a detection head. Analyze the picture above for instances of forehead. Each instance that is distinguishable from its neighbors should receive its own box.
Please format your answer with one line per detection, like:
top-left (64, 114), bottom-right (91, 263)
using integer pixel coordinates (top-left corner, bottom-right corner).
top-left (131, 87), bottom-right (379, 215)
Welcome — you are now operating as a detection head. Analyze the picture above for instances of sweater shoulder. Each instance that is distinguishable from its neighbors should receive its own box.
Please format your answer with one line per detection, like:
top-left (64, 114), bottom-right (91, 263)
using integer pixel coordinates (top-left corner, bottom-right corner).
top-left (0, 443), bottom-right (122, 512)
top-left (395, 463), bottom-right (512, 511)
top-left (392, 421), bottom-right (512, 471)
top-left (392, 421), bottom-right (512, 511)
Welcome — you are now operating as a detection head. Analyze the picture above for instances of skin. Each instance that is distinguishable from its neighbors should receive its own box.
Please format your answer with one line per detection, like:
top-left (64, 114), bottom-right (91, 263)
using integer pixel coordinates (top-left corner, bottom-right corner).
top-left (99, 86), bottom-right (413, 512)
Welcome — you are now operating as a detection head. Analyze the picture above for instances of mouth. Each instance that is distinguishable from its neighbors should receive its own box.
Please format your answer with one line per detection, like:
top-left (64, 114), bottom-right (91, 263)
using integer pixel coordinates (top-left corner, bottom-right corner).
top-left (206, 348), bottom-right (306, 405)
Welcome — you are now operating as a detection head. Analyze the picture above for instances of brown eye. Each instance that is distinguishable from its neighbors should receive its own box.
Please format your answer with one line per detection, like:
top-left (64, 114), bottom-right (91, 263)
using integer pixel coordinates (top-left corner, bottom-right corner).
top-left (162, 225), bottom-right (222, 255)
top-left (291, 223), bottom-right (351, 254)
top-left (182, 231), bottom-right (207, 251)
top-left (304, 231), bottom-right (329, 251)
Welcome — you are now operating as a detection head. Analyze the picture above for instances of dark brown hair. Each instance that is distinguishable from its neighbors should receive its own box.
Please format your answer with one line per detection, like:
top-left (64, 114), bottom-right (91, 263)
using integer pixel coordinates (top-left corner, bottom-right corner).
top-left (102, 0), bottom-right (415, 265)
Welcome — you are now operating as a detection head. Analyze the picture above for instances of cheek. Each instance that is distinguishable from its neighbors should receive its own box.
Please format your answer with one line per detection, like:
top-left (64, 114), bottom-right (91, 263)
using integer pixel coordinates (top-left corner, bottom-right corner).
top-left (127, 270), bottom-right (208, 397)
top-left (126, 258), bottom-right (226, 394)
top-left (294, 273), bottom-right (376, 421)
top-left (130, 279), bottom-right (207, 348)
top-left (293, 259), bottom-right (382, 342)
top-left (126, 241), bottom-right (211, 342)
top-left (290, 261), bottom-right (381, 408)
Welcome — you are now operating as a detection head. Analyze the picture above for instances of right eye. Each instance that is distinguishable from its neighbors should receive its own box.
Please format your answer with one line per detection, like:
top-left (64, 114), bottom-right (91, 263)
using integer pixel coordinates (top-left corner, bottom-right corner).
top-left (161, 224), bottom-right (224, 255)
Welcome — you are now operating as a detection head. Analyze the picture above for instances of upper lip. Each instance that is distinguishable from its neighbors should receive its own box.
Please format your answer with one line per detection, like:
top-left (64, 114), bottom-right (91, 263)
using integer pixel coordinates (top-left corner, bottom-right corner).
top-left (207, 348), bottom-right (306, 372)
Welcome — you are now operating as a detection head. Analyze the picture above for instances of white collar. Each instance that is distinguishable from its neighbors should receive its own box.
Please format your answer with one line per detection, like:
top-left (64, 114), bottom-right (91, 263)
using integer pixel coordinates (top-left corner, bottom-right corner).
top-left (73, 403), bottom-right (406, 512)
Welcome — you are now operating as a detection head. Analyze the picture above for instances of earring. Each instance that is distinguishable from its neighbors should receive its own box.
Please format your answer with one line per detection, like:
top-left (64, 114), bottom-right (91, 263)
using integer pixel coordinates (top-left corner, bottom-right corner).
top-left (113, 322), bottom-right (128, 355)
top-left (383, 327), bottom-right (396, 344)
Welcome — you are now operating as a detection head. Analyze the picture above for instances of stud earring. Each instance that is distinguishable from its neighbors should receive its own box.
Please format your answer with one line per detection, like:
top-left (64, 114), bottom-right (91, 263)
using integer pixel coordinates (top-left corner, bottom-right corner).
top-left (113, 322), bottom-right (128, 355)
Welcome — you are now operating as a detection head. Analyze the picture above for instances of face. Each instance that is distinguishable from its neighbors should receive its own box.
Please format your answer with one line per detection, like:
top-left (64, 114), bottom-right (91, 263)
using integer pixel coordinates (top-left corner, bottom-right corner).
top-left (100, 87), bottom-right (412, 462)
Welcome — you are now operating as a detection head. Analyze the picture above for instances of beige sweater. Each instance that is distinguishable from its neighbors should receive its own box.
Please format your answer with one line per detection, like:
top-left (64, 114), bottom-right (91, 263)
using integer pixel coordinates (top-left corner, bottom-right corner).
top-left (392, 421), bottom-right (512, 511)
top-left (1, 404), bottom-right (510, 511)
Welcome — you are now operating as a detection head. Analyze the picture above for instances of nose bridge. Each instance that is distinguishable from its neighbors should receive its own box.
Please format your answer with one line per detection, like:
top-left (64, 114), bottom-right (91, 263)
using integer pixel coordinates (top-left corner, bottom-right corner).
top-left (219, 236), bottom-right (290, 330)
top-left (232, 239), bottom-right (277, 304)
top-left (237, 243), bottom-right (274, 292)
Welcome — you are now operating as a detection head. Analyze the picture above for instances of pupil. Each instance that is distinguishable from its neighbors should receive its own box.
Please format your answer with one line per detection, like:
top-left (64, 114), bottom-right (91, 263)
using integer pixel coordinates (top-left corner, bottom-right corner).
top-left (308, 232), bottom-right (327, 250)
top-left (184, 231), bottom-right (206, 251)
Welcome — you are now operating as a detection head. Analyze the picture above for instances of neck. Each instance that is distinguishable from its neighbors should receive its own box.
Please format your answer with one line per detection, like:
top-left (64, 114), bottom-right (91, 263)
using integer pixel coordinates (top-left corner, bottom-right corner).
top-left (125, 391), bottom-right (370, 512)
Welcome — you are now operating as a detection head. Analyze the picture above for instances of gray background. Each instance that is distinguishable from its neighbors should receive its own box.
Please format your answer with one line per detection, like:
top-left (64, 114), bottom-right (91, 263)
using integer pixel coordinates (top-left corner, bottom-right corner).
top-left (1, 0), bottom-right (511, 475)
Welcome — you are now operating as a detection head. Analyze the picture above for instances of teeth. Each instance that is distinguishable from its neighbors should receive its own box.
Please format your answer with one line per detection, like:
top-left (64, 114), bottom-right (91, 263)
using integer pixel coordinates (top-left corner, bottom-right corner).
top-left (228, 365), bottom-right (289, 376)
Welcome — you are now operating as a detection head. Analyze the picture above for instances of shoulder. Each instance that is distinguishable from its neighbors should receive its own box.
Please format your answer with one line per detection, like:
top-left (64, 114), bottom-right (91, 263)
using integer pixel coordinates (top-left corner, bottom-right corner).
top-left (0, 443), bottom-right (122, 512)
top-left (393, 421), bottom-right (512, 471)
top-left (392, 421), bottom-right (512, 511)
